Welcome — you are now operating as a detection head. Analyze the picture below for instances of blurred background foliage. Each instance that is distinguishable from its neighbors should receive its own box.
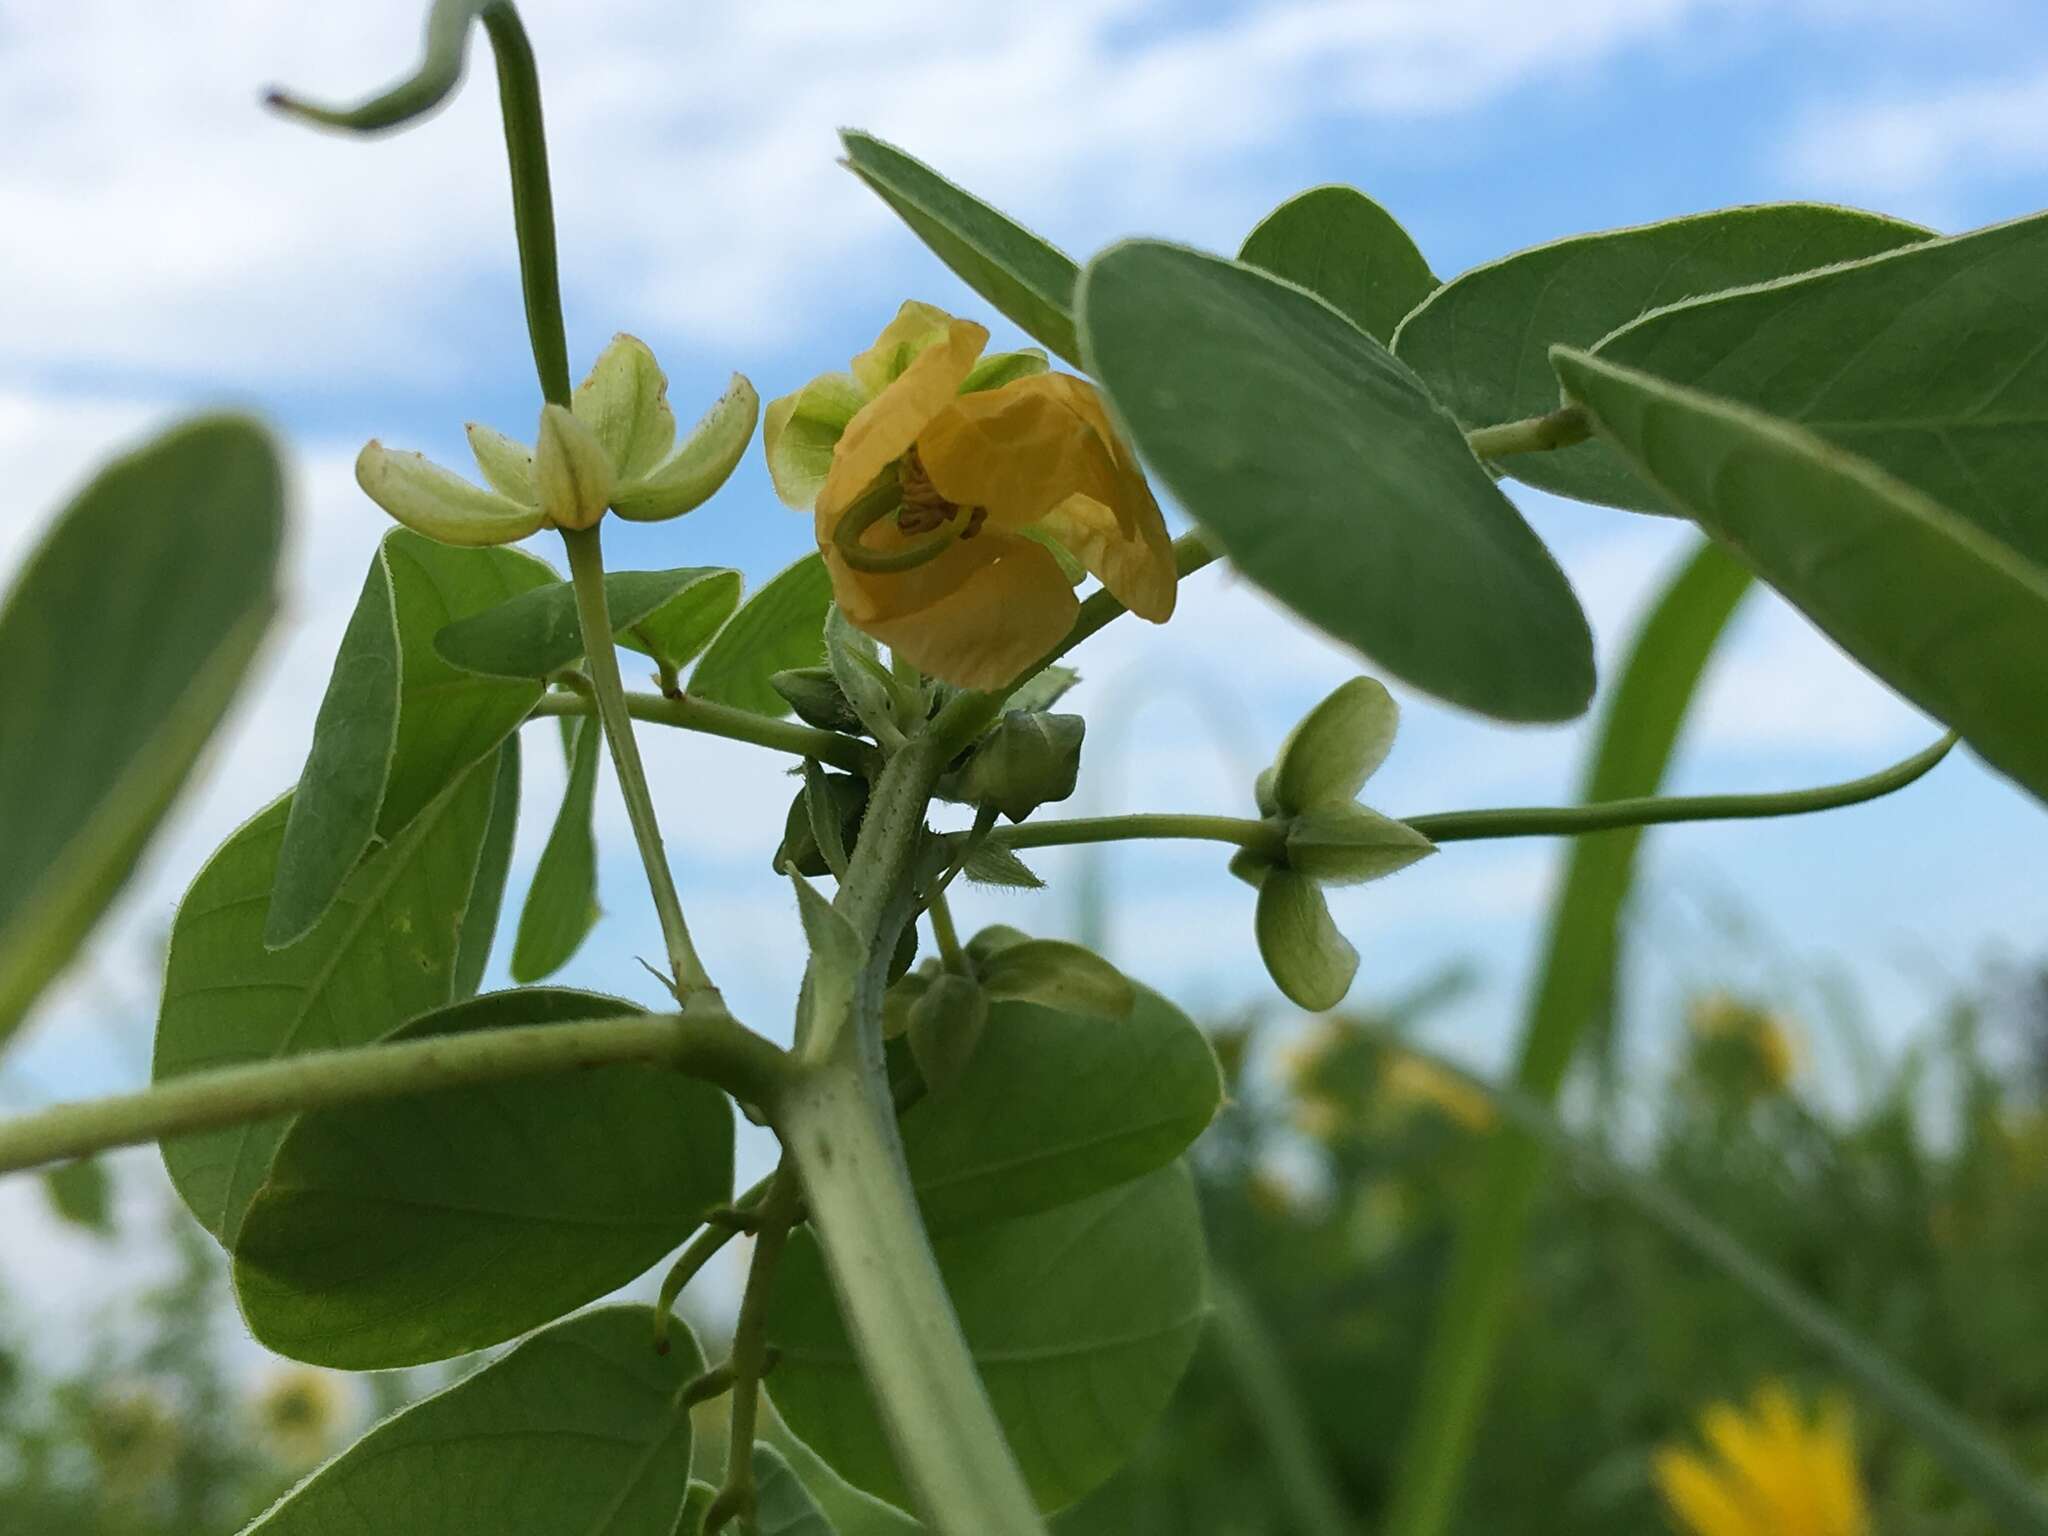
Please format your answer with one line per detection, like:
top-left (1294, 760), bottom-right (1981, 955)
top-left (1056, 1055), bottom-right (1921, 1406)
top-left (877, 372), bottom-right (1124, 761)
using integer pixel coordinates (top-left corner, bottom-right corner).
top-left (5, 939), bottom-right (2045, 1534)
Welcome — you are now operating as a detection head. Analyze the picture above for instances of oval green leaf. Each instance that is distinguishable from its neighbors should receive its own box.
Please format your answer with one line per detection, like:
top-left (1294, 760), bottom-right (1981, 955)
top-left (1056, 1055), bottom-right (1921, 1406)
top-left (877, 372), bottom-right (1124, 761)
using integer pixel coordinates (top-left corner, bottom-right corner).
top-left (841, 131), bottom-right (1082, 366)
top-left (688, 553), bottom-right (834, 716)
top-left (1239, 184), bottom-right (1437, 345)
top-left (511, 720), bottom-right (601, 982)
top-left (1552, 347), bottom-right (2048, 805)
top-left (1594, 210), bottom-right (2048, 570)
top-left (1079, 240), bottom-right (1593, 722)
top-left (453, 738), bottom-right (521, 998)
top-left (242, 1306), bottom-right (700, 1535)
top-left (266, 530), bottom-right (554, 948)
top-left (0, 415), bottom-right (283, 1047)
top-left (768, 1161), bottom-right (1207, 1515)
top-left (434, 564), bottom-right (742, 679)
top-left (231, 987), bottom-right (733, 1368)
top-left (1391, 203), bottom-right (1930, 510)
top-left (899, 984), bottom-right (1220, 1236)
top-left (154, 754), bottom-right (508, 1246)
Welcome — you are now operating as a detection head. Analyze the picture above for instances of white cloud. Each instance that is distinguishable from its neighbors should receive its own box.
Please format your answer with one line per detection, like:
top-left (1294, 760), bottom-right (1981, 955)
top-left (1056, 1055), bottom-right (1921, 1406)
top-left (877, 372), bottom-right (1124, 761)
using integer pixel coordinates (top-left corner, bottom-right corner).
top-left (1785, 66), bottom-right (2048, 201)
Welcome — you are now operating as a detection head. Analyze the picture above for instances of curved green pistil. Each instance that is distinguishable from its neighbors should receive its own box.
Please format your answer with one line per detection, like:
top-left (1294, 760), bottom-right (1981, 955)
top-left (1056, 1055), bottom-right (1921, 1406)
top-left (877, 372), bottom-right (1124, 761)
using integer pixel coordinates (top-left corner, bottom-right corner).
top-left (832, 471), bottom-right (965, 574)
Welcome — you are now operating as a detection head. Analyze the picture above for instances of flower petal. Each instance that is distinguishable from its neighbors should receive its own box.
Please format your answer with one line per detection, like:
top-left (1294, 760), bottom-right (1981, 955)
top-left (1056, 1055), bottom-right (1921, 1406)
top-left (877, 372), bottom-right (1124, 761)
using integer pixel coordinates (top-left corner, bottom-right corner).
top-left (572, 333), bottom-right (675, 479)
top-left (533, 403), bottom-right (616, 531)
top-left (763, 371), bottom-right (867, 511)
top-left (850, 534), bottom-right (1076, 690)
top-left (851, 300), bottom-right (961, 395)
top-left (1653, 1447), bottom-right (1754, 1536)
top-left (355, 441), bottom-right (544, 547)
top-left (613, 373), bottom-right (759, 522)
top-left (466, 422), bottom-right (536, 504)
top-left (821, 505), bottom-right (1006, 624)
top-left (818, 318), bottom-right (987, 516)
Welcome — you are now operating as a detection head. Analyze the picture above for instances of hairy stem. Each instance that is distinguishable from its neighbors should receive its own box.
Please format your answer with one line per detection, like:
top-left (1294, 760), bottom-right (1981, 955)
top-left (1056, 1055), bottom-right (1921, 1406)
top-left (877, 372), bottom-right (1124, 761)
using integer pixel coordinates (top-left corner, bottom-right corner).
top-left (532, 690), bottom-right (870, 772)
top-left (0, 1012), bottom-right (788, 1177)
top-left (1464, 406), bottom-right (1590, 460)
top-left (561, 523), bottom-right (714, 994)
top-left (707, 1172), bottom-right (804, 1531)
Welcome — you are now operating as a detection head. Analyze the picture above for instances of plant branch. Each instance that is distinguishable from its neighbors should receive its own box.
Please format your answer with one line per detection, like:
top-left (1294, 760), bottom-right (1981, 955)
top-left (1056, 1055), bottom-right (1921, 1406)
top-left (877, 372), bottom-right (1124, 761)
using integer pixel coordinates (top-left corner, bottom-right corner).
top-left (705, 1171), bottom-right (804, 1532)
top-left (996, 813), bottom-right (1281, 854)
top-left (561, 523), bottom-right (715, 994)
top-left (1464, 406), bottom-right (1590, 460)
top-left (0, 1011), bottom-right (788, 1178)
top-left (927, 889), bottom-right (968, 974)
top-left (532, 689), bottom-right (871, 772)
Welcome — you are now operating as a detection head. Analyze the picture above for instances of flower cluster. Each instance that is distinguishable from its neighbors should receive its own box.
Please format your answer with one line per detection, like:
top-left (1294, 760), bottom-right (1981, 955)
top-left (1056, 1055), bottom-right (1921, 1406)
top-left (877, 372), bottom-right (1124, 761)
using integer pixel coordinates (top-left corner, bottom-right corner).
top-left (764, 301), bottom-right (1177, 690)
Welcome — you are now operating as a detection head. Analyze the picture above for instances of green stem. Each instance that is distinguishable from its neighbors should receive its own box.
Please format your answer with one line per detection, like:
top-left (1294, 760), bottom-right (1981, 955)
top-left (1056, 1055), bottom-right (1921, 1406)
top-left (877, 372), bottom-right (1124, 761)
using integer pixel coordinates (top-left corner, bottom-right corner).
top-left (532, 689), bottom-right (871, 773)
top-left (1464, 407), bottom-right (1590, 460)
top-left (770, 736), bottom-right (1046, 1535)
top-left (1405, 733), bottom-right (1954, 842)
top-left (265, 2), bottom-right (569, 407)
top-left (707, 1172), bottom-right (804, 1532)
top-left (0, 1012), bottom-right (788, 1177)
top-left (561, 523), bottom-right (713, 994)
top-left (1209, 1276), bottom-right (1357, 1536)
top-left (997, 814), bottom-right (1280, 855)
top-left (927, 889), bottom-right (968, 975)
top-left (930, 530), bottom-right (1221, 757)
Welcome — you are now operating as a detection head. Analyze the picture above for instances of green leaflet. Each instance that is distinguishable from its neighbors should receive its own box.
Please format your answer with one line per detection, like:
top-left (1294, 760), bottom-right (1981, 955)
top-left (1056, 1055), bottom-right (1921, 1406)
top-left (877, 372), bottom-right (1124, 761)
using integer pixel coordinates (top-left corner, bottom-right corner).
top-left (266, 530), bottom-right (555, 948)
top-left (899, 985), bottom-right (1220, 1236)
top-left (153, 754), bottom-right (508, 1247)
top-left (1594, 209), bottom-right (2048, 569)
top-left (1391, 202), bottom-right (1930, 510)
top-left (841, 131), bottom-right (1083, 366)
top-left (40, 1157), bottom-right (112, 1236)
top-left (0, 415), bottom-right (283, 1047)
top-left (768, 1161), bottom-right (1208, 1516)
top-left (434, 564), bottom-right (742, 679)
top-left (1385, 536), bottom-right (1753, 1536)
top-left (232, 987), bottom-right (733, 1369)
top-left (241, 1307), bottom-right (701, 1535)
top-left (511, 719), bottom-right (601, 982)
top-left (1078, 239), bottom-right (1594, 723)
top-left (753, 1443), bottom-right (842, 1536)
top-left (452, 738), bottom-right (521, 998)
top-left (1553, 347), bottom-right (2048, 805)
top-left (688, 553), bottom-right (836, 716)
top-left (1239, 184), bottom-right (1438, 345)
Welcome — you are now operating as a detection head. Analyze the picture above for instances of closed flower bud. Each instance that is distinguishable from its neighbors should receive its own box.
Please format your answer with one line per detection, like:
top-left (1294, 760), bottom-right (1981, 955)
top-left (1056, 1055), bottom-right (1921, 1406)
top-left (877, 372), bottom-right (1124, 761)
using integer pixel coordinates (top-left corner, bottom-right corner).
top-left (773, 773), bottom-right (868, 877)
top-left (907, 972), bottom-right (989, 1096)
top-left (770, 666), bottom-right (867, 734)
top-left (956, 712), bottom-right (1085, 822)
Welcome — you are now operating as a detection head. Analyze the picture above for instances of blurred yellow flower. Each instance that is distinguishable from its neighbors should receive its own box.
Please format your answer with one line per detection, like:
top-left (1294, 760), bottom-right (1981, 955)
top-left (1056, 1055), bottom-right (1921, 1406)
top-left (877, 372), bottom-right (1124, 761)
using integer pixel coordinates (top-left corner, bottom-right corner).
top-left (89, 1381), bottom-right (181, 1497)
top-left (1688, 991), bottom-right (1799, 1097)
top-left (764, 301), bottom-right (1176, 689)
top-left (252, 1365), bottom-right (349, 1469)
top-left (1654, 1383), bottom-right (1867, 1536)
top-left (1382, 1052), bottom-right (1495, 1131)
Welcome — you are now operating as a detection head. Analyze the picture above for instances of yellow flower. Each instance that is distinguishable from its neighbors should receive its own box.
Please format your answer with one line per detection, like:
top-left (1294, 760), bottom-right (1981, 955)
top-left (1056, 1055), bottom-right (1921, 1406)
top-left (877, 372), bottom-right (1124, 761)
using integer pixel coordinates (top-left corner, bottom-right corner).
top-left (252, 1366), bottom-right (350, 1469)
top-left (1654, 1383), bottom-right (1868, 1536)
top-left (764, 301), bottom-right (1176, 689)
top-left (1382, 1052), bottom-right (1495, 1131)
top-left (1688, 991), bottom-right (1799, 1097)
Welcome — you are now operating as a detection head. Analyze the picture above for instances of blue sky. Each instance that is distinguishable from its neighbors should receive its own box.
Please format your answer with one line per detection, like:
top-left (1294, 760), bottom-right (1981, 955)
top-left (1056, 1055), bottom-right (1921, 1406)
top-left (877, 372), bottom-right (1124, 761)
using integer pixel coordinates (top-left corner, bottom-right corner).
top-left (4, 0), bottom-right (2048, 1328)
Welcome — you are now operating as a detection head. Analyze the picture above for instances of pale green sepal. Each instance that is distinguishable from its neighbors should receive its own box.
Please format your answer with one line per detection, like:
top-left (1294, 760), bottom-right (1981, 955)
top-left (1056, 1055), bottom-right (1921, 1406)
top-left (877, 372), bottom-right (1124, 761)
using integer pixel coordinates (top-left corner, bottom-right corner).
top-left (1253, 766), bottom-right (1281, 819)
top-left (611, 373), bottom-right (760, 522)
top-left (764, 373), bottom-right (869, 511)
top-left (1228, 845), bottom-right (1276, 889)
top-left (1273, 676), bottom-right (1399, 813)
top-left (978, 939), bottom-right (1134, 1021)
top-left (961, 348), bottom-right (1051, 394)
top-left (355, 441), bottom-right (544, 547)
top-left (533, 404), bottom-right (615, 531)
top-left (465, 422), bottom-right (536, 503)
top-left (908, 972), bottom-right (990, 1096)
top-left (1255, 871), bottom-right (1357, 1011)
top-left (572, 333), bottom-right (675, 479)
top-left (1285, 802), bottom-right (1435, 886)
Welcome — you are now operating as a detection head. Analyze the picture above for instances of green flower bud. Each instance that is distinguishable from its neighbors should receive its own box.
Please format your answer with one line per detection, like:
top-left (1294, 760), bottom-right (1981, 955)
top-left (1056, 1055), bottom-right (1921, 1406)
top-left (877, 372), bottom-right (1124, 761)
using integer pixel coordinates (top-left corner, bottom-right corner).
top-left (1285, 802), bottom-right (1435, 886)
top-left (773, 772), bottom-right (868, 878)
top-left (1255, 871), bottom-right (1358, 1012)
top-left (907, 972), bottom-right (990, 1097)
top-left (964, 924), bottom-right (1033, 969)
top-left (770, 666), bottom-right (866, 734)
top-left (534, 403), bottom-right (617, 531)
top-left (1271, 676), bottom-right (1398, 814)
top-left (956, 712), bottom-right (1085, 822)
